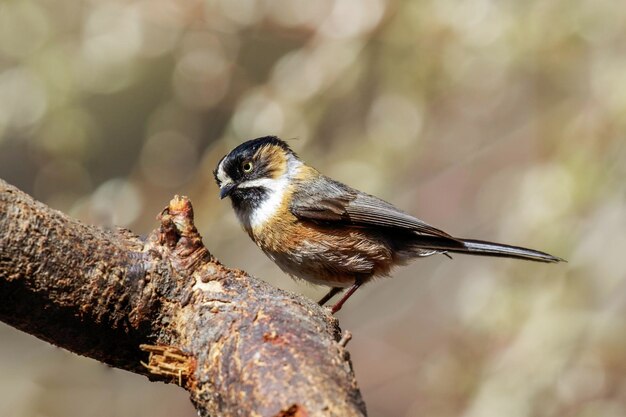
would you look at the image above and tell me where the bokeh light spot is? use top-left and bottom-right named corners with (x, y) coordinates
top-left (0, 67), bottom-right (48, 131)
top-left (140, 131), bottom-right (198, 188)
top-left (90, 178), bottom-right (143, 227)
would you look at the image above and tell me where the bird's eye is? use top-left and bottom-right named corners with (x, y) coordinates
top-left (242, 161), bottom-right (253, 173)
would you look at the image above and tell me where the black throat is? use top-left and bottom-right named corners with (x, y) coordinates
top-left (230, 186), bottom-right (269, 215)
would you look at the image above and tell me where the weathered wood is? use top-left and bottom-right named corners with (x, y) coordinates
top-left (0, 179), bottom-right (367, 417)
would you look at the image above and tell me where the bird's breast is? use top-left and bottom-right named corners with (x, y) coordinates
top-left (250, 213), bottom-right (396, 287)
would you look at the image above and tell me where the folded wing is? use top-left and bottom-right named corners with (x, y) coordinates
top-left (290, 176), bottom-right (456, 240)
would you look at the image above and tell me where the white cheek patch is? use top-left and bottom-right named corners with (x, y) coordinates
top-left (237, 177), bottom-right (276, 189)
top-left (251, 178), bottom-right (288, 229)
top-left (236, 157), bottom-right (302, 230)
top-left (240, 177), bottom-right (289, 230)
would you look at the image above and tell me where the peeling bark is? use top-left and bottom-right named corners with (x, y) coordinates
top-left (0, 179), bottom-right (367, 417)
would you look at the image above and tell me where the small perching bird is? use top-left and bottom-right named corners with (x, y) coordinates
top-left (214, 137), bottom-right (563, 313)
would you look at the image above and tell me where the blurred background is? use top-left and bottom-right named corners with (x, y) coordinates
top-left (1, 0), bottom-right (625, 416)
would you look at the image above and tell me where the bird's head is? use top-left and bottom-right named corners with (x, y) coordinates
top-left (213, 136), bottom-right (302, 216)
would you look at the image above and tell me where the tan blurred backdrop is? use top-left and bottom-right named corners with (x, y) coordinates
top-left (1, 0), bottom-right (625, 416)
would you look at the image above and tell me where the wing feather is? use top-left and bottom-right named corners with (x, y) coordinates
top-left (290, 176), bottom-right (455, 240)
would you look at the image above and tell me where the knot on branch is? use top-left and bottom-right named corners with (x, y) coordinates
top-left (153, 195), bottom-right (212, 272)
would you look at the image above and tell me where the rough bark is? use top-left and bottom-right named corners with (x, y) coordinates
top-left (0, 179), bottom-right (367, 417)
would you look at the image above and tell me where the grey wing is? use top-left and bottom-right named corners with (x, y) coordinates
top-left (290, 176), bottom-right (456, 239)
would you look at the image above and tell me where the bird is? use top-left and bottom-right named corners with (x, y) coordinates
top-left (213, 136), bottom-right (563, 313)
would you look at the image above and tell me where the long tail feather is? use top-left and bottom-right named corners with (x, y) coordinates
top-left (451, 238), bottom-right (564, 263)
top-left (411, 236), bottom-right (564, 263)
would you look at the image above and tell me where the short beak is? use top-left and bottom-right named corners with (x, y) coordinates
top-left (219, 183), bottom-right (236, 199)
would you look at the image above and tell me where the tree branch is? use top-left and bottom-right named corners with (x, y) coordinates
top-left (0, 179), bottom-right (367, 417)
